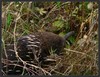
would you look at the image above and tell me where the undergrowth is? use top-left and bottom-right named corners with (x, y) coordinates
top-left (2, 1), bottom-right (98, 76)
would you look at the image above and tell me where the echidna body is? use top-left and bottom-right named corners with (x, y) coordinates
top-left (17, 31), bottom-right (74, 62)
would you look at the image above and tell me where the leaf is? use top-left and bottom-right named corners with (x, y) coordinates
top-left (36, 7), bottom-right (47, 15)
top-left (65, 22), bottom-right (70, 30)
top-left (69, 36), bottom-right (75, 43)
top-left (53, 20), bottom-right (64, 30)
top-left (56, 2), bottom-right (61, 8)
top-left (7, 12), bottom-right (12, 28)
top-left (59, 32), bottom-right (65, 37)
top-left (87, 2), bottom-right (93, 10)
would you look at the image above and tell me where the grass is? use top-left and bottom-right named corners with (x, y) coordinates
top-left (2, 1), bottom-right (99, 76)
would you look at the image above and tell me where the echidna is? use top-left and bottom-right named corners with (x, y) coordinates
top-left (2, 31), bottom-right (74, 75)
top-left (17, 31), bottom-right (75, 62)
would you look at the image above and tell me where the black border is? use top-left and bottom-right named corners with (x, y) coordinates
top-left (0, 0), bottom-right (2, 76)
top-left (98, 0), bottom-right (100, 76)
top-left (0, 0), bottom-right (100, 77)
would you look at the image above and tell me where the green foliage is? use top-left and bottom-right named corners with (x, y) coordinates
top-left (6, 12), bottom-right (12, 30)
top-left (53, 20), bottom-right (64, 30)
top-left (36, 7), bottom-right (47, 15)
top-left (65, 22), bottom-right (70, 31)
top-left (59, 32), bottom-right (65, 37)
top-left (69, 36), bottom-right (75, 44)
top-left (56, 2), bottom-right (62, 8)
top-left (83, 2), bottom-right (91, 13)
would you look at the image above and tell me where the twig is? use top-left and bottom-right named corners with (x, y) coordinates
top-left (64, 48), bottom-right (97, 61)
top-left (2, 39), bottom-right (8, 59)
